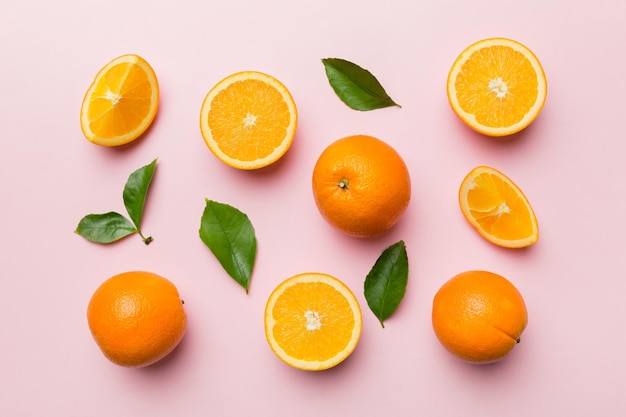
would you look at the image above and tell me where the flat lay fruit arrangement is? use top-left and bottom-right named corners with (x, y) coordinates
top-left (77, 37), bottom-right (545, 370)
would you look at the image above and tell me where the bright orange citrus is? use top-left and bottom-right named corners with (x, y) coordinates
top-left (80, 54), bottom-right (159, 146)
top-left (264, 272), bottom-right (362, 371)
top-left (432, 270), bottom-right (528, 364)
top-left (459, 165), bottom-right (539, 248)
top-left (87, 271), bottom-right (187, 367)
top-left (199, 71), bottom-right (298, 170)
top-left (312, 135), bottom-right (411, 237)
top-left (447, 37), bottom-right (547, 137)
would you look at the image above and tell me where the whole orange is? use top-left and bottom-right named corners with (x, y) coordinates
top-left (312, 135), bottom-right (411, 237)
top-left (87, 271), bottom-right (187, 367)
top-left (431, 270), bottom-right (528, 364)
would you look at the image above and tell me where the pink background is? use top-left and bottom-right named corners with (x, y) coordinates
top-left (2, 0), bottom-right (625, 415)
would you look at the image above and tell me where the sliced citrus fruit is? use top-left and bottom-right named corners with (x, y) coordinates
top-left (264, 272), bottom-right (362, 371)
top-left (459, 166), bottom-right (538, 248)
top-left (447, 38), bottom-right (547, 137)
top-left (199, 71), bottom-right (298, 170)
top-left (80, 54), bottom-right (159, 146)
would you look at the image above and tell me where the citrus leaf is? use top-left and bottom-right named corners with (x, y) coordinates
top-left (123, 158), bottom-right (157, 243)
top-left (322, 58), bottom-right (401, 111)
top-left (364, 240), bottom-right (409, 328)
top-left (75, 212), bottom-right (137, 244)
top-left (199, 199), bottom-right (257, 293)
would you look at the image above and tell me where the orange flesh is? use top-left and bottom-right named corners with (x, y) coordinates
top-left (86, 62), bottom-right (155, 139)
top-left (269, 281), bottom-right (355, 362)
top-left (466, 172), bottom-right (534, 240)
top-left (207, 79), bottom-right (291, 161)
top-left (455, 45), bottom-right (539, 128)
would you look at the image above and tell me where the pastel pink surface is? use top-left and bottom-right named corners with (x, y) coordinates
top-left (1, 0), bottom-right (625, 416)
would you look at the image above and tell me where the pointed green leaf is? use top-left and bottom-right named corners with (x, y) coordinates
top-left (364, 240), bottom-right (409, 328)
top-left (75, 212), bottom-right (137, 244)
top-left (322, 58), bottom-right (401, 111)
top-left (199, 199), bottom-right (257, 293)
top-left (123, 158), bottom-right (157, 242)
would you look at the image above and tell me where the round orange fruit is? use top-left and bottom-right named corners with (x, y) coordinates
top-left (264, 272), bottom-right (362, 371)
top-left (312, 135), bottom-right (411, 237)
top-left (447, 38), bottom-right (547, 137)
top-left (199, 71), bottom-right (298, 170)
top-left (87, 271), bottom-right (187, 368)
top-left (432, 270), bottom-right (528, 364)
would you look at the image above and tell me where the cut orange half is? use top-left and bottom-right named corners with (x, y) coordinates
top-left (199, 71), bottom-right (298, 170)
top-left (80, 54), bottom-right (159, 146)
top-left (264, 272), bottom-right (362, 371)
top-left (447, 38), bottom-right (547, 137)
top-left (459, 166), bottom-right (538, 248)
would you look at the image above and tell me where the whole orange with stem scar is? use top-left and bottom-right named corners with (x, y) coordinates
top-left (312, 134), bottom-right (411, 238)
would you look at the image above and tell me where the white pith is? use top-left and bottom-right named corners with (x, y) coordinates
top-left (243, 113), bottom-right (257, 128)
top-left (304, 310), bottom-right (322, 331)
top-left (488, 77), bottom-right (509, 99)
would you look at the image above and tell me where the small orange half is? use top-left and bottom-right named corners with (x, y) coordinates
top-left (459, 166), bottom-right (538, 248)
top-left (199, 71), bottom-right (298, 170)
top-left (80, 54), bottom-right (159, 146)
top-left (264, 272), bottom-right (362, 371)
top-left (447, 38), bottom-right (547, 137)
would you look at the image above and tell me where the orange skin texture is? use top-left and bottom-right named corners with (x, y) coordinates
top-left (312, 135), bottom-right (411, 238)
top-left (432, 270), bottom-right (528, 364)
top-left (87, 271), bottom-right (187, 368)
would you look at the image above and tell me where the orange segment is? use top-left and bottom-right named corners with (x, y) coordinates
top-left (459, 166), bottom-right (538, 248)
top-left (447, 38), bottom-right (547, 136)
top-left (200, 71), bottom-right (298, 170)
top-left (264, 272), bottom-right (362, 371)
top-left (80, 54), bottom-right (159, 146)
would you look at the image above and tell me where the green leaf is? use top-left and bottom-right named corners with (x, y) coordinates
top-left (199, 199), bottom-right (257, 293)
top-left (75, 212), bottom-right (137, 244)
top-left (322, 58), bottom-right (401, 111)
top-left (123, 158), bottom-right (157, 243)
top-left (364, 240), bottom-right (409, 328)
top-left (76, 159), bottom-right (157, 245)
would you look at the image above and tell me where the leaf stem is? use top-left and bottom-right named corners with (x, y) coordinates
top-left (138, 231), bottom-right (153, 245)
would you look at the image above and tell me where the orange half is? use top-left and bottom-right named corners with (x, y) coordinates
top-left (459, 166), bottom-right (538, 248)
top-left (264, 272), bottom-right (362, 371)
top-left (200, 71), bottom-right (298, 170)
top-left (447, 38), bottom-right (547, 137)
top-left (80, 54), bottom-right (159, 146)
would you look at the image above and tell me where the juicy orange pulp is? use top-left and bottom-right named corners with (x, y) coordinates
top-left (80, 54), bottom-right (159, 146)
top-left (447, 38), bottom-right (547, 137)
top-left (459, 166), bottom-right (538, 248)
top-left (264, 272), bottom-right (362, 371)
top-left (200, 71), bottom-right (298, 170)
